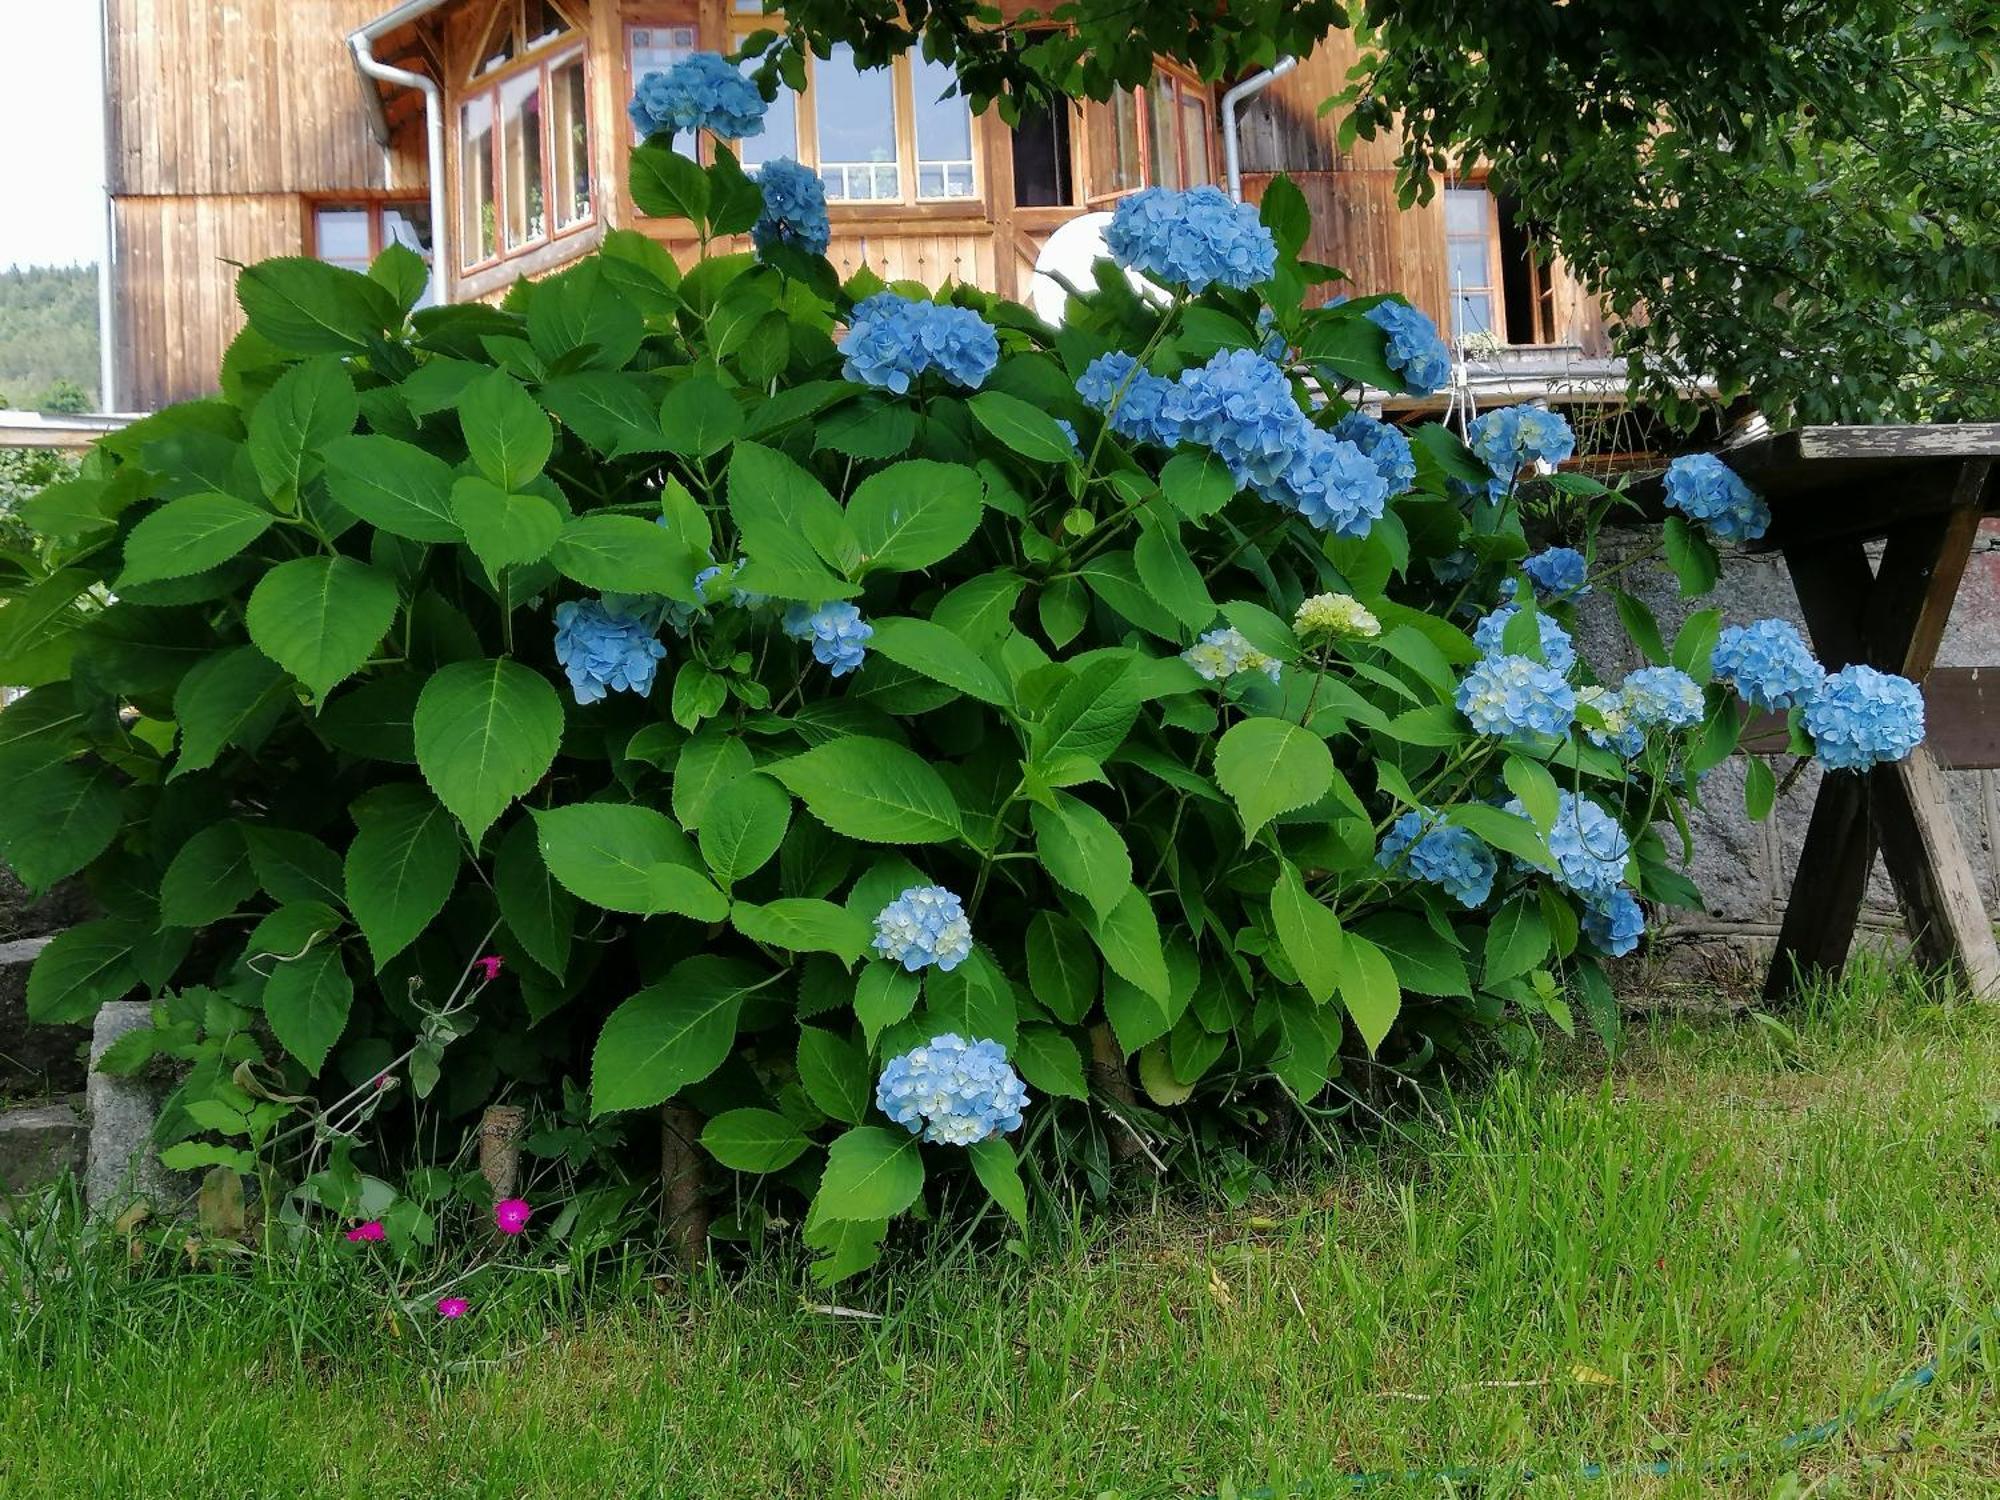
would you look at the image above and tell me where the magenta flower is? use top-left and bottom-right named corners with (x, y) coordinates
top-left (345, 1220), bottom-right (385, 1243)
top-left (494, 1197), bottom-right (532, 1235)
top-left (436, 1296), bottom-right (469, 1319)
top-left (473, 955), bottom-right (504, 982)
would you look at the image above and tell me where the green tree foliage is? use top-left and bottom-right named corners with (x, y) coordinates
top-left (766, 1), bottom-right (1992, 421)
top-left (0, 264), bottom-right (99, 410)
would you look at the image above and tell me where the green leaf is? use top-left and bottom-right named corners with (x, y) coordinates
top-left (245, 555), bottom-right (400, 699)
top-left (1484, 896), bottom-right (1551, 986)
top-left (1133, 518), bottom-right (1216, 631)
top-left (1213, 717), bottom-right (1335, 842)
top-left (1259, 173), bottom-right (1312, 257)
top-left (1025, 910), bottom-right (1099, 1024)
top-left (1102, 969), bottom-right (1173, 1056)
top-left (1030, 792), bottom-right (1131, 920)
top-left (243, 826), bottom-right (346, 908)
top-left (797, 1026), bottom-right (871, 1125)
top-left (1663, 515), bottom-right (1721, 597)
top-left (494, 818), bottom-right (574, 976)
top-left (525, 259), bottom-right (644, 370)
top-left (344, 784), bottom-right (461, 970)
top-left (726, 441), bottom-right (859, 595)
top-left (697, 773), bottom-right (792, 885)
top-left (1159, 449), bottom-right (1238, 520)
top-left (590, 956), bottom-right (765, 1115)
top-left (25, 920), bottom-right (140, 1024)
top-left (701, 1108), bottom-right (811, 1173)
top-left (1038, 577), bottom-right (1088, 649)
top-left (1444, 802), bottom-right (1550, 868)
top-left (1013, 1024), bottom-right (1087, 1099)
top-left (1502, 755), bottom-right (1561, 832)
top-left (848, 459), bottom-right (984, 574)
top-left (1271, 860), bottom-right (1342, 1004)
top-left (1357, 912), bottom-right (1471, 998)
top-left (1744, 756), bottom-right (1777, 821)
top-left (659, 374), bottom-right (745, 459)
top-left (549, 513), bottom-right (699, 599)
top-left (1087, 885), bottom-right (1170, 1003)
top-left (322, 434), bottom-right (463, 542)
top-left (815, 1126), bottom-right (924, 1221)
top-left (732, 898), bottom-right (871, 965)
top-left (262, 945), bottom-right (354, 1074)
top-left (967, 1136), bottom-right (1028, 1227)
top-left (1615, 588), bottom-right (1669, 667)
top-left (1271, 992), bottom-right (1338, 1097)
top-left (117, 494), bottom-right (272, 588)
top-left (533, 802), bottom-right (727, 920)
top-left (866, 617), bottom-right (1010, 705)
top-left (854, 961), bottom-right (922, 1049)
top-left (159, 821), bottom-right (256, 927)
top-left (924, 948), bottom-right (1019, 1050)
top-left (449, 477), bottom-right (562, 573)
top-left (769, 738), bottom-right (962, 844)
top-left (247, 356), bottom-right (359, 501)
top-left (629, 140), bottom-right (711, 224)
top-left (457, 369), bottom-right (553, 490)
top-left (1030, 653), bottom-right (1140, 767)
top-left (413, 658), bottom-right (563, 848)
top-left (1671, 607), bottom-right (1723, 677)
top-left (171, 646), bottom-right (290, 778)
top-left (0, 763), bottom-right (122, 892)
top-left (247, 901), bottom-right (342, 958)
top-left (1576, 960), bottom-right (1621, 1055)
top-left (671, 727), bottom-right (754, 830)
top-left (236, 257), bottom-right (396, 354)
top-left (968, 390), bottom-right (1076, 463)
top-left (540, 370), bottom-right (667, 457)
top-left (1336, 930), bottom-right (1402, 1055)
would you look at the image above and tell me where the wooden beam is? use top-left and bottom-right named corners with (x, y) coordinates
top-left (1871, 746), bottom-right (2000, 998)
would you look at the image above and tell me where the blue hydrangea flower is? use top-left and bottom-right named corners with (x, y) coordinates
top-left (1056, 418), bottom-right (1081, 455)
top-left (1472, 606), bottom-right (1577, 674)
top-left (1502, 546), bottom-right (1590, 603)
top-left (750, 156), bottom-right (830, 256)
top-left (1582, 887), bottom-right (1645, 957)
top-left (1663, 453), bottom-right (1770, 545)
top-left (1620, 666), bottom-right (1706, 730)
top-left (1804, 664), bottom-right (1926, 771)
top-left (1103, 185), bottom-right (1277, 293)
top-left (1264, 429), bottom-right (1388, 537)
top-left (1331, 411), bottom-right (1417, 495)
top-left (841, 293), bottom-right (998, 394)
top-left (1183, 626), bottom-right (1280, 685)
top-left (1076, 352), bottom-right (1183, 448)
top-left (629, 53), bottom-right (767, 141)
top-left (1577, 684), bottom-right (1645, 757)
top-left (1365, 301), bottom-right (1452, 395)
top-left (1376, 808), bottom-right (1498, 908)
top-left (553, 599), bottom-right (667, 704)
top-left (1255, 307), bottom-right (1289, 361)
top-left (1165, 349), bottom-right (1303, 489)
top-left (1712, 619), bottom-right (1823, 712)
top-left (1469, 403), bottom-right (1576, 481)
top-left (1457, 654), bottom-right (1577, 739)
top-left (782, 601), bottom-right (872, 677)
top-left (1507, 791), bottom-right (1631, 901)
top-left (875, 1034), bottom-right (1029, 1146)
top-left (872, 885), bottom-right (973, 973)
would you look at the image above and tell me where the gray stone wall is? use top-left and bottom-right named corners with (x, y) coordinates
top-left (1578, 520), bottom-right (2000, 995)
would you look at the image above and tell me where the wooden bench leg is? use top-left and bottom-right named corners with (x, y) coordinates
top-left (1764, 771), bottom-right (1875, 1003)
top-left (1871, 745), bottom-right (2000, 998)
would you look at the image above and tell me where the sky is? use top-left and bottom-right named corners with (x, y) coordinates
top-left (0, 7), bottom-right (107, 269)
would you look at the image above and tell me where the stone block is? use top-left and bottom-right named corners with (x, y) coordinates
top-left (0, 1096), bottom-right (85, 1193)
top-left (85, 1001), bottom-right (191, 1216)
top-left (1676, 758), bottom-right (1778, 924)
top-left (0, 935), bottom-right (89, 1097)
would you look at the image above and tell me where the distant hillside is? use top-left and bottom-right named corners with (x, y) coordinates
top-left (0, 264), bottom-right (99, 411)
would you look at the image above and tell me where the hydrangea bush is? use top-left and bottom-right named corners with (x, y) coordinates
top-left (0, 63), bottom-right (1929, 1280)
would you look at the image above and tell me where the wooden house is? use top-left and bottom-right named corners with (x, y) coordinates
top-left (103, 1), bottom-right (1616, 412)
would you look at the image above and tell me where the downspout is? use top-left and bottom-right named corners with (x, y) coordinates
top-left (1220, 56), bottom-right (1300, 203)
top-left (348, 1), bottom-right (451, 302)
top-left (96, 0), bottom-right (117, 411)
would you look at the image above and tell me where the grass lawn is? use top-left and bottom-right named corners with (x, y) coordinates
top-left (2, 962), bottom-right (1995, 1497)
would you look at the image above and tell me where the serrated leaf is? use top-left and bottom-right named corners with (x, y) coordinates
top-left (701, 1108), bottom-right (811, 1172)
top-left (344, 784), bottom-right (461, 969)
top-left (159, 821), bottom-right (256, 927)
top-left (533, 802), bottom-right (725, 920)
top-left (590, 956), bottom-right (765, 1114)
top-left (697, 773), bottom-right (791, 885)
top-left (1271, 859), bottom-right (1342, 1004)
top-left (798, 1026), bottom-right (871, 1125)
top-left (1335, 930), bottom-right (1401, 1055)
top-left (1502, 755), bottom-right (1561, 832)
top-left (769, 737), bottom-right (962, 844)
top-left (815, 1126), bottom-right (924, 1221)
top-left (171, 646), bottom-right (290, 778)
top-left (1012, 1024), bottom-right (1086, 1099)
top-left (847, 459), bottom-right (984, 574)
top-left (866, 616), bottom-right (1009, 705)
top-left (247, 356), bottom-right (358, 501)
top-left (117, 494), bottom-right (272, 588)
top-left (457, 369), bottom-right (553, 490)
top-left (413, 657), bottom-right (563, 847)
top-left (1025, 910), bottom-right (1098, 1024)
top-left (854, 961), bottom-right (922, 1049)
top-left (322, 433), bottom-right (462, 541)
top-left (549, 513), bottom-right (699, 600)
top-left (1214, 717), bottom-right (1335, 842)
top-left (24, 919), bottom-right (141, 1024)
top-left (732, 898), bottom-right (871, 964)
top-left (262, 945), bottom-right (353, 1074)
top-left (494, 817), bottom-right (574, 976)
top-left (245, 555), bottom-right (399, 699)
top-left (967, 1136), bottom-right (1028, 1226)
top-left (1030, 792), bottom-right (1131, 920)
top-left (1484, 896), bottom-right (1550, 987)
top-left (1087, 885), bottom-right (1170, 1003)
top-left (968, 390), bottom-right (1075, 463)
top-left (449, 477), bottom-right (562, 573)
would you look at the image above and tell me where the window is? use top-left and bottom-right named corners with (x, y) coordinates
top-left (1147, 75), bottom-right (1181, 190)
top-left (1010, 100), bottom-right (1074, 207)
top-left (1083, 73), bottom-right (1212, 201)
top-left (734, 52), bottom-right (798, 174)
top-left (1445, 184), bottom-right (1559, 345)
top-left (312, 202), bottom-right (436, 308)
top-left (1085, 88), bottom-right (1143, 199)
top-left (1178, 90), bottom-right (1212, 187)
top-left (628, 24), bottom-right (696, 154)
top-left (814, 44), bottom-right (899, 200)
top-left (457, 0), bottom-right (592, 272)
top-left (1444, 187), bottom-right (1498, 340)
top-left (911, 54), bottom-right (975, 199)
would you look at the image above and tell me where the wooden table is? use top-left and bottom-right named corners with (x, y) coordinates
top-left (1721, 425), bottom-right (2000, 1001)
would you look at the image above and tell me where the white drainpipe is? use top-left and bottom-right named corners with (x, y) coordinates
top-left (348, 0), bottom-right (451, 302)
top-left (1221, 56), bottom-right (1300, 203)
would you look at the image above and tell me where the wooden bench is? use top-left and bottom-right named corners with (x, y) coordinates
top-left (1721, 425), bottom-right (2000, 1001)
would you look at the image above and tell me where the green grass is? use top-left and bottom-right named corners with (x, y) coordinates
top-left (2, 962), bottom-right (1995, 1497)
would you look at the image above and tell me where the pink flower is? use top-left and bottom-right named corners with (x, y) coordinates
top-left (494, 1197), bottom-right (532, 1235)
top-left (372, 1072), bottom-right (391, 1092)
top-left (345, 1220), bottom-right (385, 1243)
top-left (473, 955), bottom-right (504, 982)
top-left (436, 1296), bottom-right (469, 1319)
